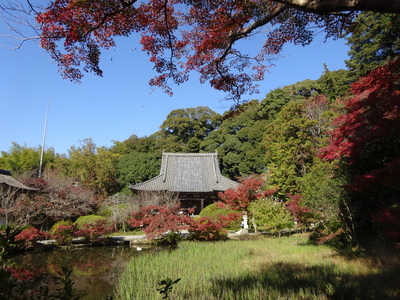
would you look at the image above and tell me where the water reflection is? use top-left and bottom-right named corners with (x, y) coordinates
top-left (3, 245), bottom-right (150, 300)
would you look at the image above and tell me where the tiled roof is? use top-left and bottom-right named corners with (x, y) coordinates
top-left (130, 152), bottom-right (238, 192)
top-left (0, 169), bottom-right (39, 191)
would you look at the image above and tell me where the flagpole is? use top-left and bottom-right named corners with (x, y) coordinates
top-left (39, 101), bottom-right (50, 178)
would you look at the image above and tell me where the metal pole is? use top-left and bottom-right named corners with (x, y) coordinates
top-left (39, 101), bottom-right (50, 178)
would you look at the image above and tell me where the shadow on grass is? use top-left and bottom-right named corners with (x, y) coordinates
top-left (211, 261), bottom-right (400, 299)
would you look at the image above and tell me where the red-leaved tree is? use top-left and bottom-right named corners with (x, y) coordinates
top-left (218, 177), bottom-right (276, 211)
top-left (23, 176), bottom-right (97, 226)
top-left (320, 59), bottom-right (400, 245)
top-left (127, 202), bottom-right (192, 238)
top-left (285, 194), bottom-right (313, 229)
top-left (189, 216), bottom-right (231, 241)
top-left (32, 1), bottom-right (400, 100)
top-left (32, 0), bottom-right (396, 100)
top-left (15, 227), bottom-right (49, 250)
top-left (218, 177), bottom-right (277, 230)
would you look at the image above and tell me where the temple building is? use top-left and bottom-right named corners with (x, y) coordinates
top-left (130, 152), bottom-right (238, 214)
top-left (0, 169), bottom-right (38, 191)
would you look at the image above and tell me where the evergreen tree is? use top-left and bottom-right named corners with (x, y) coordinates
top-left (346, 12), bottom-right (400, 80)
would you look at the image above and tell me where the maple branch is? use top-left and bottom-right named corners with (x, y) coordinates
top-left (162, 0), bottom-right (176, 78)
top-left (274, 0), bottom-right (400, 14)
top-left (214, 4), bottom-right (288, 100)
top-left (235, 4), bottom-right (288, 43)
top-left (82, 0), bottom-right (138, 40)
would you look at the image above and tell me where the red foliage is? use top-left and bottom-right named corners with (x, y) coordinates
top-left (23, 177), bottom-right (48, 189)
top-left (20, 177), bottom-right (97, 225)
top-left (218, 177), bottom-right (276, 211)
top-left (315, 228), bottom-right (345, 245)
top-left (15, 227), bottom-right (49, 249)
top-left (321, 59), bottom-right (400, 174)
top-left (15, 227), bottom-right (49, 242)
top-left (188, 216), bottom-right (229, 241)
top-left (320, 59), bottom-right (400, 244)
top-left (127, 203), bottom-right (192, 238)
top-left (75, 219), bottom-right (115, 243)
top-left (51, 224), bottom-right (77, 246)
top-left (6, 267), bottom-right (37, 280)
top-left (36, 0), bottom-right (351, 100)
top-left (285, 194), bottom-right (313, 228)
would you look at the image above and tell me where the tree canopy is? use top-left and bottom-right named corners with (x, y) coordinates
top-left (0, 0), bottom-right (395, 100)
top-left (346, 12), bottom-right (400, 80)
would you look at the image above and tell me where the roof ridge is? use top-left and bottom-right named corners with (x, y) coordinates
top-left (162, 152), bottom-right (215, 156)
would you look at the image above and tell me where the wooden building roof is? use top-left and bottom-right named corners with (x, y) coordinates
top-left (0, 169), bottom-right (39, 191)
top-left (130, 152), bottom-right (238, 193)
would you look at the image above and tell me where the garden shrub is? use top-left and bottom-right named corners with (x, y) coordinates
top-left (15, 227), bottom-right (49, 250)
top-left (199, 202), bottom-right (241, 230)
top-left (189, 217), bottom-right (228, 241)
top-left (74, 215), bottom-right (109, 229)
top-left (155, 231), bottom-right (183, 246)
top-left (128, 203), bottom-right (192, 238)
top-left (74, 219), bottom-right (114, 244)
top-left (97, 207), bottom-right (113, 218)
top-left (74, 215), bottom-right (114, 243)
top-left (51, 220), bottom-right (73, 234)
top-left (51, 222), bottom-right (77, 246)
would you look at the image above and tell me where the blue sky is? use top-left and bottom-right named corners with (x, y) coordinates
top-left (1, 30), bottom-right (350, 155)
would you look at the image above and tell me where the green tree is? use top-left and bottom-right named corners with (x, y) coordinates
top-left (346, 12), bottom-right (400, 80)
top-left (300, 159), bottom-right (353, 244)
top-left (111, 134), bottom-right (158, 156)
top-left (258, 79), bottom-right (322, 120)
top-left (317, 65), bottom-right (351, 101)
top-left (201, 100), bottom-right (267, 178)
top-left (264, 96), bottom-right (334, 196)
top-left (117, 152), bottom-right (160, 191)
top-left (158, 107), bottom-right (222, 152)
top-left (54, 138), bottom-right (119, 195)
top-left (249, 197), bottom-right (293, 235)
top-left (0, 143), bottom-right (55, 176)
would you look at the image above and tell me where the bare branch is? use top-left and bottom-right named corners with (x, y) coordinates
top-left (0, 0), bottom-right (43, 49)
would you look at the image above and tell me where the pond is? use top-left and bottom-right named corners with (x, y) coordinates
top-left (2, 244), bottom-right (152, 299)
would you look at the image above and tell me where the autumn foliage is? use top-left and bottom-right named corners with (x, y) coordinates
top-left (36, 0), bottom-right (355, 100)
top-left (128, 202), bottom-right (192, 238)
top-left (188, 217), bottom-right (229, 241)
top-left (321, 59), bottom-right (400, 245)
top-left (74, 219), bottom-right (115, 243)
top-left (128, 202), bottom-right (240, 241)
top-left (15, 227), bottom-right (49, 250)
top-left (285, 194), bottom-right (313, 229)
top-left (218, 177), bottom-right (276, 211)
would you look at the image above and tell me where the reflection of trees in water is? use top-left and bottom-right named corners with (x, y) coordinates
top-left (2, 246), bottom-right (140, 300)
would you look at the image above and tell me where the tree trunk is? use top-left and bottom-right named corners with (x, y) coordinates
top-left (275, 0), bottom-right (400, 14)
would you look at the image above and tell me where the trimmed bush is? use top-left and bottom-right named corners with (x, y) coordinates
top-left (74, 215), bottom-right (114, 243)
top-left (74, 215), bottom-right (109, 229)
top-left (189, 217), bottom-right (228, 241)
top-left (199, 202), bottom-right (241, 230)
top-left (15, 227), bottom-right (49, 250)
top-left (51, 221), bottom-right (77, 246)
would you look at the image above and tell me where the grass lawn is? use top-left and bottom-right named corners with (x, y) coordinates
top-left (115, 234), bottom-right (399, 300)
